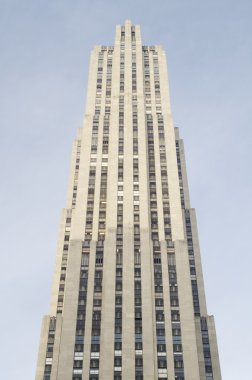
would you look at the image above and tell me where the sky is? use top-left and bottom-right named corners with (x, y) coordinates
top-left (0, 0), bottom-right (252, 378)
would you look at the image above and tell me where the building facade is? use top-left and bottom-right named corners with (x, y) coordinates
top-left (36, 21), bottom-right (222, 380)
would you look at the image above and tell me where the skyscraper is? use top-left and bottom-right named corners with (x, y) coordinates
top-left (36, 20), bottom-right (221, 380)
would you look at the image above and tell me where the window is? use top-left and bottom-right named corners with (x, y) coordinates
top-left (156, 327), bottom-right (165, 336)
top-left (173, 344), bottom-right (182, 352)
top-left (158, 359), bottom-right (167, 368)
top-left (174, 359), bottom-right (184, 368)
top-left (81, 253), bottom-right (89, 266)
top-left (172, 328), bottom-right (181, 336)
top-left (114, 357), bottom-right (122, 366)
top-left (135, 358), bottom-right (143, 367)
top-left (155, 298), bottom-right (163, 307)
top-left (135, 296), bottom-right (141, 305)
top-left (134, 250), bottom-right (141, 265)
top-left (90, 359), bottom-right (99, 368)
top-left (156, 311), bottom-right (164, 321)
top-left (114, 375), bottom-right (121, 380)
top-left (93, 298), bottom-right (102, 307)
top-left (171, 311), bottom-right (180, 321)
top-left (116, 296), bottom-right (122, 305)
top-left (157, 344), bottom-right (166, 352)
top-left (115, 326), bottom-right (122, 334)
top-left (135, 268), bottom-right (141, 277)
top-left (206, 365), bottom-right (213, 373)
top-left (116, 250), bottom-right (123, 265)
top-left (116, 281), bottom-right (122, 291)
top-left (115, 342), bottom-right (122, 350)
top-left (92, 311), bottom-right (101, 321)
top-left (73, 360), bottom-right (83, 369)
top-left (135, 326), bottom-right (142, 334)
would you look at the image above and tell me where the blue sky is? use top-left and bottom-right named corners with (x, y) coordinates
top-left (0, 0), bottom-right (252, 378)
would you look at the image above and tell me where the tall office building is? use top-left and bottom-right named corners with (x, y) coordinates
top-left (36, 21), bottom-right (221, 380)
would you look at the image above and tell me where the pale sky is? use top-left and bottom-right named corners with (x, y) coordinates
top-left (1, 0), bottom-right (252, 378)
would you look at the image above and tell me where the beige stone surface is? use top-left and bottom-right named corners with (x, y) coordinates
top-left (36, 21), bottom-right (222, 380)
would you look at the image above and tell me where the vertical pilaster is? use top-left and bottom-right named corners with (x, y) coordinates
top-left (149, 53), bottom-right (165, 241)
top-left (83, 241), bottom-right (97, 380)
top-left (71, 47), bottom-right (100, 240)
top-left (50, 315), bottom-right (63, 380)
top-left (99, 26), bottom-right (120, 379)
top-left (135, 25), bottom-right (157, 380)
top-left (49, 209), bottom-right (68, 315)
top-left (158, 47), bottom-right (184, 242)
top-left (66, 128), bottom-right (82, 209)
top-left (174, 130), bottom-right (191, 210)
top-left (175, 240), bottom-right (201, 380)
top-left (160, 241), bottom-right (175, 380)
top-left (189, 209), bottom-right (208, 315)
top-left (57, 240), bottom-right (83, 379)
top-left (91, 51), bottom-right (107, 242)
top-left (121, 19), bottom-right (135, 380)
top-left (35, 316), bottom-right (51, 380)
top-left (195, 318), bottom-right (206, 380)
top-left (208, 316), bottom-right (222, 380)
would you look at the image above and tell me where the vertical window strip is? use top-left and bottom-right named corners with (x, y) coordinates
top-left (152, 52), bottom-right (162, 113)
top-left (73, 141), bottom-right (95, 379)
top-left (43, 317), bottom-right (56, 380)
top-left (72, 141), bottom-right (81, 208)
top-left (132, 47), bottom-right (142, 377)
top-left (175, 140), bottom-right (185, 209)
top-left (114, 39), bottom-right (124, 380)
top-left (152, 52), bottom-right (184, 379)
top-left (72, 263), bottom-right (89, 380)
top-left (71, 51), bottom-right (104, 380)
top-left (89, 267), bottom-right (102, 378)
top-left (156, 115), bottom-right (171, 244)
top-left (177, 141), bottom-right (201, 317)
top-left (143, 48), bottom-right (167, 380)
top-left (57, 138), bottom-right (81, 329)
top-left (56, 212), bottom-right (72, 314)
top-left (201, 317), bottom-right (214, 379)
top-left (89, 50), bottom-right (113, 379)
top-left (184, 208), bottom-right (201, 317)
top-left (167, 252), bottom-right (184, 379)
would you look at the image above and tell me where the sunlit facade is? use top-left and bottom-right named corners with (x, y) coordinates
top-left (36, 20), bottom-right (222, 380)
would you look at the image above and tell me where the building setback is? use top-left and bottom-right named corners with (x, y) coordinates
top-left (36, 20), bottom-right (222, 380)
